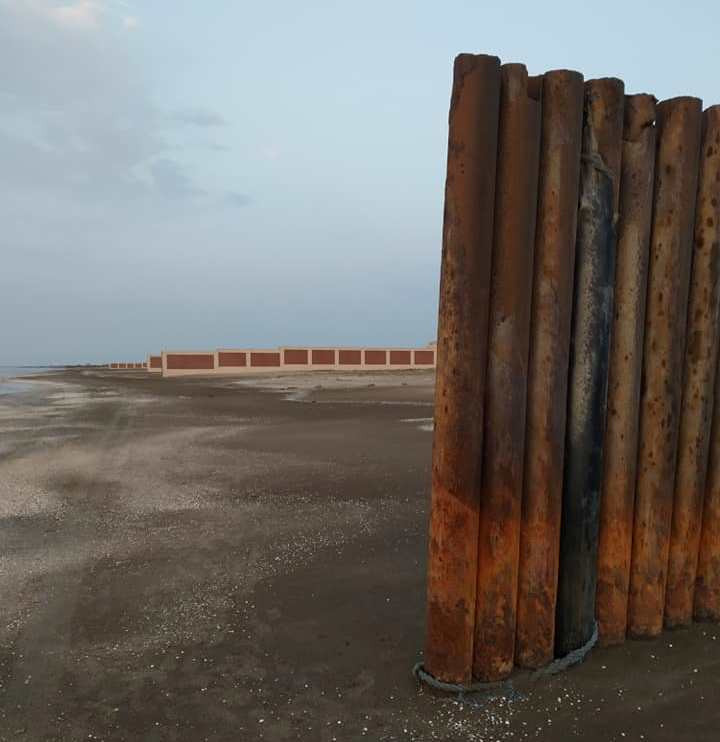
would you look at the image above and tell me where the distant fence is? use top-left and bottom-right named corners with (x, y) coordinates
top-left (424, 53), bottom-right (720, 688)
top-left (106, 347), bottom-right (436, 375)
top-left (109, 362), bottom-right (146, 370)
top-left (160, 345), bottom-right (436, 377)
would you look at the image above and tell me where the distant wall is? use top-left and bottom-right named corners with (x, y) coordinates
top-left (109, 361), bottom-right (145, 370)
top-left (162, 351), bottom-right (216, 377)
top-left (161, 345), bottom-right (436, 377)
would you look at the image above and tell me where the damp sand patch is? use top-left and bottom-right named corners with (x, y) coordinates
top-left (401, 417), bottom-right (434, 431)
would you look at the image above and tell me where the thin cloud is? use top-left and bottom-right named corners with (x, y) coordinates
top-left (150, 158), bottom-right (205, 199)
top-left (171, 107), bottom-right (227, 128)
top-left (0, 2), bottom-right (214, 205)
top-left (10, 1), bottom-right (139, 33)
top-left (226, 191), bottom-right (251, 207)
top-left (49, 1), bottom-right (102, 29)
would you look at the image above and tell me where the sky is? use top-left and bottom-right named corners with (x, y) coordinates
top-left (1, 0), bottom-right (719, 365)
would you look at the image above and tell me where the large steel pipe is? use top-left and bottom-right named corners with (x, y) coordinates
top-left (473, 63), bottom-right (542, 681)
top-left (665, 106), bottom-right (720, 628)
top-left (595, 94), bottom-right (656, 645)
top-left (425, 54), bottom-right (501, 685)
top-left (690, 107), bottom-right (720, 623)
top-left (556, 78), bottom-right (624, 657)
top-left (628, 97), bottom-right (703, 638)
top-left (696, 367), bottom-right (720, 622)
top-left (516, 69), bottom-right (584, 669)
top-left (696, 383), bottom-right (720, 622)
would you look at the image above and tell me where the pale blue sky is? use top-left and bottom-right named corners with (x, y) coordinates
top-left (1, 0), bottom-right (718, 364)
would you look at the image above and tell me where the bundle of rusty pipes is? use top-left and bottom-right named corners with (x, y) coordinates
top-left (424, 53), bottom-right (720, 686)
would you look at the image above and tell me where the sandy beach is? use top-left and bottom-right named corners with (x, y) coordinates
top-left (0, 369), bottom-right (718, 741)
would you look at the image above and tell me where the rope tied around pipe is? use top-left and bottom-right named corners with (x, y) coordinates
top-left (413, 621), bottom-right (598, 696)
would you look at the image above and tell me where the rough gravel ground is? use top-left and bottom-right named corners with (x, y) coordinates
top-left (0, 369), bottom-right (718, 741)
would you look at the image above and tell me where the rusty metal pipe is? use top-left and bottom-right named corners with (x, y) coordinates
top-left (472, 63), bottom-right (542, 682)
top-left (665, 106), bottom-right (720, 628)
top-left (516, 69), bottom-right (584, 669)
top-left (595, 94), bottom-right (656, 645)
top-left (696, 372), bottom-right (720, 622)
top-left (556, 78), bottom-right (625, 657)
top-left (628, 96), bottom-right (703, 638)
top-left (425, 53), bottom-right (501, 685)
top-left (696, 353), bottom-right (720, 622)
top-left (686, 106), bottom-right (720, 623)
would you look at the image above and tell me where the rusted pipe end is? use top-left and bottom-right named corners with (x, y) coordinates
top-left (499, 65), bottom-right (543, 108)
top-left (501, 63), bottom-right (529, 99)
top-left (501, 62), bottom-right (528, 75)
top-left (704, 104), bottom-right (720, 125)
top-left (449, 54), bottom-right (501, 119)
top-left (527, 75), bottom-right (543, 102)
top-left (543, 70), bottom-right (584, 101)
top-left (585, 79), bottom-right (625, 116)
top-left (544, 68), bottom-right (583, 79)
top-left (659, 95), bottom-right (703, 106)
top-left (655, 97), bottom-right (704, 149)
top-left (500, 64), bottom-right (543, 101)
top-left (624, 94), bottom-right (657, 141)
top-left (585, 77), bottom-right (624, 93)
top-left (657, 96), bottom-right (703, 119)
top-left (453, 53), bottom-right (502, 77)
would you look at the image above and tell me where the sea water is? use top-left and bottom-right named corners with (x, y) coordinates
top-left (0, 367), bottom-right (46, 396)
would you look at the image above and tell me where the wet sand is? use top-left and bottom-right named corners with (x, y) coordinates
top-left (0, 369), bottom-right (718, 741)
